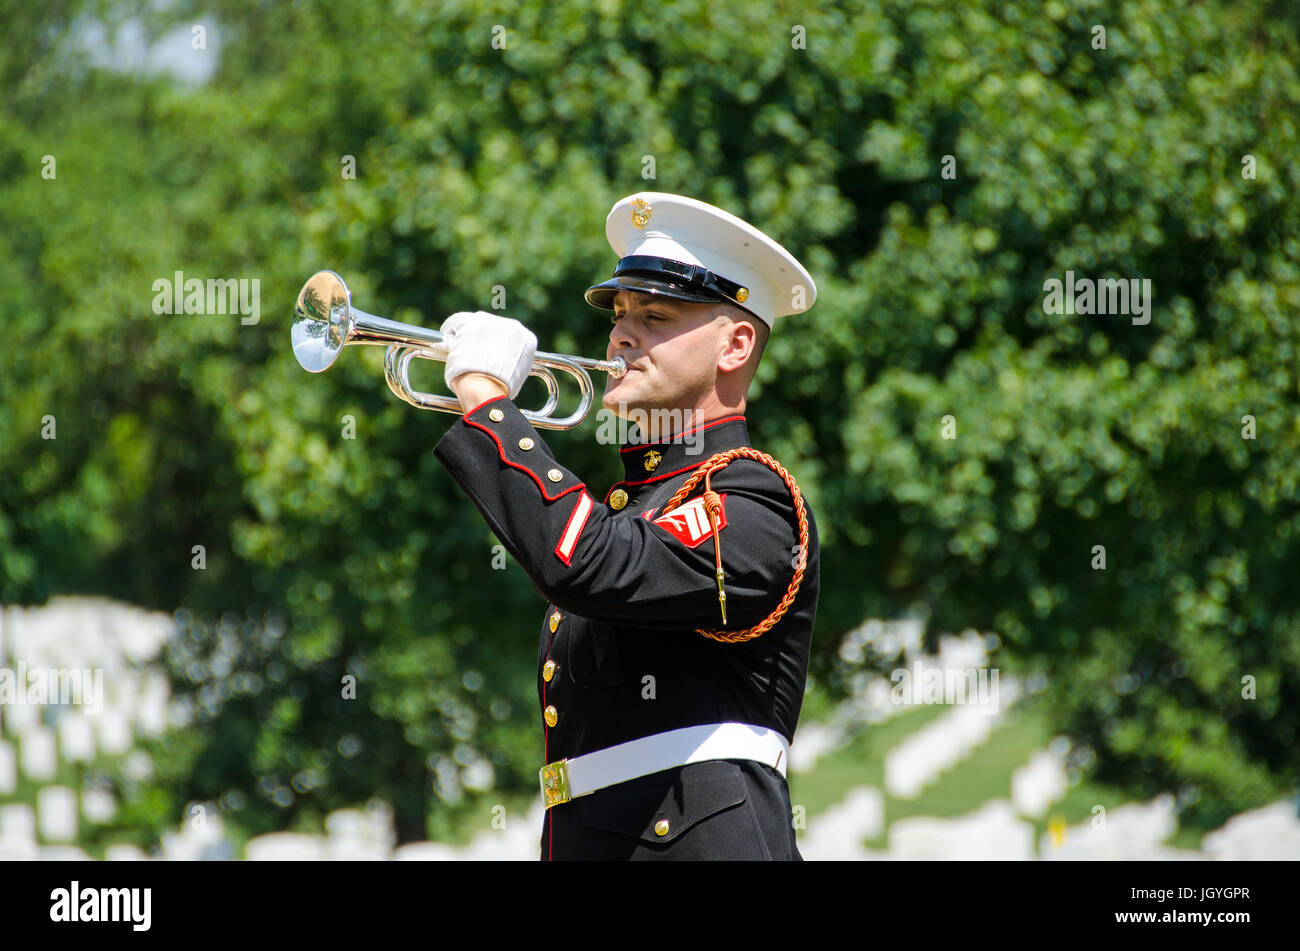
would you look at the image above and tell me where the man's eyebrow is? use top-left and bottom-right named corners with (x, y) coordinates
top-left (613, 302), bottom-right (674, 317)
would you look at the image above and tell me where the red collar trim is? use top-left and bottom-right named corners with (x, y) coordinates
top-left (603, 460), bottom-right (712, 502)
top-left (617, 414), bottom-right (746, 454)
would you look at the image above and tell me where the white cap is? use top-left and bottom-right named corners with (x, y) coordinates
top-left (584, 192), bottom-right (816, 327)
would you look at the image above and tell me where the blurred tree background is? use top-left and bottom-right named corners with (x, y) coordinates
top-left (1, 0), bottom-right (1297, 847)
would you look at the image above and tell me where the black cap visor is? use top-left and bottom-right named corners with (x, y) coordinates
top-left (584, 274), bottom-right (725, 310)
top-left (585, 254), bottom-right (753, 314)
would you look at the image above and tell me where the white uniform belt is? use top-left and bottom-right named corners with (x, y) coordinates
top-left (539, 722), bottom-right (789, 809)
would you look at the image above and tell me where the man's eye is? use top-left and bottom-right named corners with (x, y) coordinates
top-left (611, 312), bottom-right (666, 324)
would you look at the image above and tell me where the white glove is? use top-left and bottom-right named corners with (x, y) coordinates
top-left (440, 311), bottom-right (538, 400)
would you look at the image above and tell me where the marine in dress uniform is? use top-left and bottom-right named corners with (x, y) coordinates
top-left (432, 193), bottom-right (819, 860)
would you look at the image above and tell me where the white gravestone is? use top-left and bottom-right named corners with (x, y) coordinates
top-left (19, 724), bottom-right (57, 782)
top-left (59, 712), bottom-right (96, 764)
top-left (799, 787), bottom-right (887, 860)
top-left (105, 843), bottom-right (148, 861)
top-left (245, 833), bottom-right (326, 861)
top-left (82, 788), bottom-right (117, 824)
top-left (97, 709), bottom-right (133, 755)
top-left (4, 696), bottom-right (40, 735)
top-left (890, 800), bottom-right (1035, 860)
top-left (1011, 749), bottom-right (1068, 819)
top-left (0, 739), bottom-right (15, 795)
top-left (1202, 801), bottom-right (1300, 861)
top-left (38, 786), bottom-right (78, 842)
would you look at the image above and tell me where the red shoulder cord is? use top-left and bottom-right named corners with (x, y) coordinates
top-left (658, 448), bottom-right (810, 644)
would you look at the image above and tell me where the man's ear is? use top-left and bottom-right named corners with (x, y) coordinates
top-left (717, 319), bottom-right (757, 374)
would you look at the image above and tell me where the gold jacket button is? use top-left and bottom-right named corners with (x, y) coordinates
top-left (654, 819), bottom-right (670, 837)
top-left (488, 408), bottom-right (504, 422)
top-left (549, 610), bottom-right (562, 633)
top-left (518, 437), bottom-right (535, 451)
top-left (547, 468), bottom-right (563, 483)
top-left (609, 489), bottom-right (629, 510)
top-left (542, 660), bottom-right (557, 682)
top-left (544, 705), bottom-right (558, 727)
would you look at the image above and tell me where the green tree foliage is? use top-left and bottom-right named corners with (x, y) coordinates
top-left (1, 0), bottom-right (1295, 844)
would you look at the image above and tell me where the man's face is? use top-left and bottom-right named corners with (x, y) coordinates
top-left (602, 290), bottom-right (730, 417)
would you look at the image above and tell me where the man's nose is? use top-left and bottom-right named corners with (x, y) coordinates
top-left (609, 316), bottom-right (636, 352)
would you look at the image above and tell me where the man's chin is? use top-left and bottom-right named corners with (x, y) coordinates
top-left (602, 378), bottom-right (644, 417)
top-left (601, 398), bottom-right (643, 419)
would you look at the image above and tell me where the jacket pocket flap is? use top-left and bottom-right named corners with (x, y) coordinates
top-left (580, 761), bottom-right (747, 844)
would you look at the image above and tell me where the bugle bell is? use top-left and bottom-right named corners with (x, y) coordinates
top-left (291, 270), bottom-right (625, 430)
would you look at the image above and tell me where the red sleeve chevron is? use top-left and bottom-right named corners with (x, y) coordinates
top-left (650, 494), bottom-right (727, 548)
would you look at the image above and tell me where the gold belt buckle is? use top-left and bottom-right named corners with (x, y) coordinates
top-left (540, 760), bottom-right (571, 808)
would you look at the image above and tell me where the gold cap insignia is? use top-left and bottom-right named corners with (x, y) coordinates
top-left (631, 198), bottom-right (653, 230)
top-left (735, 287), bottom-right (749, 303)
top-left (643, 450), bottom-right (662, 472)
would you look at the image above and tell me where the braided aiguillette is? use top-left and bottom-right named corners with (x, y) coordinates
top-left (659, 448), bottom-right (809, 644)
